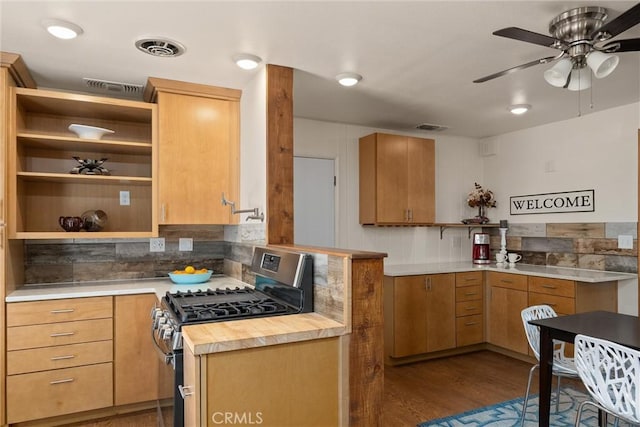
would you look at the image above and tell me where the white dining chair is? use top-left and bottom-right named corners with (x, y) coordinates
top-left (574, 334), bottom-right (640, 426)
top-left (520, 305), bottom-right (581, 426)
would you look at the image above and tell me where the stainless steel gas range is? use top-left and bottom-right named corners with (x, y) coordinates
top-left (151, 247), bottom-right (313, 427)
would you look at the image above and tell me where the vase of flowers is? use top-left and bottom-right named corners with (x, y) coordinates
top-left (463, 183), bottom-right (496, 224)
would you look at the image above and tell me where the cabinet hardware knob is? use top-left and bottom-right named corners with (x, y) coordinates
top-left (50, 332), bottom-right (75, 337)
top-left (50, 378), bottom-right (74, 385)
top-left (178, 385), bottom-right (194, 398)
top-left (50, 355), bottom-right (75, 361)
top-left (50, 309), bottom-right (74, 314)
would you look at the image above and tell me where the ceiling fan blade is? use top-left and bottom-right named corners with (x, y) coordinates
top-left (473, 56), bottom-right (557, 83)
top-left (602, 37), bottom-right (640, 52)
top-left (591, 2), bottom-right (640, 40)
top-left (493, 27), bottom-right (559, 48)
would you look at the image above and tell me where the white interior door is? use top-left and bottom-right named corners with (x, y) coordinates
top-left (294, 157), bottom-right (335, 247)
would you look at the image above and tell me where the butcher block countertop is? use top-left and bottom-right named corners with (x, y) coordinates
top-left (384, 262), bottom-right (637, 283)
top-left (182, 312), bottom-right (346, 356)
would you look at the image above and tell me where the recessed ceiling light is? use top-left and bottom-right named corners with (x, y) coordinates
top-left (509, 104), bottom-right (531, 115)
top-left (336, 72), bottom-right (362, 87)
top-left (234, 53), bottom-right (262, 70)
top-left (42, 19), bottom-right (83, 40)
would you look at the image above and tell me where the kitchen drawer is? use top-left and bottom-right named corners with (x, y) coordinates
top-left (455, 285), bottom-right (483, 302)
top-left (456, 314), bottom-right (483, 346)
top-left (528, 292), bottom-right (575, 315)
top-left (6, 362), bottom-right (113, 423)
top-left (7, 340), bottom-right (113, 375)
top-left (486, 272), bottom-right (527, 291)
top-left (528, 276), bottom-right (575, 298)
top-left (456, 300), bottom-right (483, 317)
top-left (7, 318), bottom-right (113, 351)
top-left (455, 271), bottom-right (483, 287)
top-left (7, 296), bottom-right (113, 327)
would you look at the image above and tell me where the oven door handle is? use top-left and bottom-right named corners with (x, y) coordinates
top-left (151, 325), bottom-right (174, 366)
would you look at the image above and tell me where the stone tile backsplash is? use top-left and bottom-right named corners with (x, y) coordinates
top-left (489, 222), bottom-right (637, 273)
top-left (24, 224), bottom-right (265, 285)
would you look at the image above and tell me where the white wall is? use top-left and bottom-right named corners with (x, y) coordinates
top-left (482, 102), bottom-right (639, 223)
top-left (294, 118), bottom-right (483, 265)
top-left (239, 68), bottom-right (267, 217)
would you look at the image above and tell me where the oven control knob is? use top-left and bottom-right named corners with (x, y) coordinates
top-left (172, 331), bottom-right (183, 350)
top-left (161, 325), bottom-right (173, 340)
top-left (155, 316), bottom-right (167, 329)
top-left (151, 307), bottom-right (162, 320)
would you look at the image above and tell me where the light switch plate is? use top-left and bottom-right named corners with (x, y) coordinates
top-left (119, 190), bottom-right (130, 206)
top-left (150, 237), bottom-right (165, 252)
top-left (618, 235), bottom-right (634, 249)
top-left (179, 238), bottom-right (193, 251)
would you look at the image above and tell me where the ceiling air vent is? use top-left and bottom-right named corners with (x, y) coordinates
top-left (416, 123), bottom-right (449, 132)
top-left (83, 78), bottom-right (144, 96)
top-left (135, 37), bottom-right (186, 57)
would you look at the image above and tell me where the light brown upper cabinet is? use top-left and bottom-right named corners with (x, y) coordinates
top-left (359, 133), bottom-right (435, 225)
top-left (145, 78), bottom-right (240, 225)
top-left (9, 87), bottom-right (157, 239)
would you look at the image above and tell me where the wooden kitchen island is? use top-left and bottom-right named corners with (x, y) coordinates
top-left (182, 313), bottom-right (345, 427)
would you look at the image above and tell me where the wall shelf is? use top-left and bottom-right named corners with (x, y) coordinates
top-left (431, 223), bottom-right (500, 239)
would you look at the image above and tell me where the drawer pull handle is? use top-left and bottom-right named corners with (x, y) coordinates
top-left (465, 307), bottom-right (476, 310)
top-left (50, 378), bottom-right (74, 385)
top-left (50, 332), bottom-right (75, 337)
top-left (464, 278), bottom-right (476, 282)
top-left (542, 302), bottom-right (557, 307)
top-left (50, 309), bottom-right (75, 314)
top-left (178, 385), bottom-right (194, 398)
top-left (465, 292), bottom-right (477, 296)
top-left (50, 355), bottom-right (75, 361)
top-left (500, 279), bottom-right (513, 284)
top-left (542, 285), bottom-right (557, 289)
top-left (465, 322), bottom-right (479, 326)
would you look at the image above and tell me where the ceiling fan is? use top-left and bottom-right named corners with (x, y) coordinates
top-left (474, 3), bottom-right (640, 90)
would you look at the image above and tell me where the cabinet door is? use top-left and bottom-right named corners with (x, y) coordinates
top-left (425, 274), bottom-right (456, 352)
top-left (375, 134), bottom-right (409, 223)
top-left (157, 92), bottom-right (239, 224)
top-left (183, 345), bottom-right (200, 427)
top-left (391, 276), bottom-right (428, 357)
top-left (488, 285), bottom-right (528, 354)
top-left (407, 137), bottom-right (435, 223)
top-left (114, 294), bottom-right (170, 405)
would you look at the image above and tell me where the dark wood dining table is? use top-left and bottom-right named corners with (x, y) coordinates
top-left (528, 310), bottom-right (640, 427)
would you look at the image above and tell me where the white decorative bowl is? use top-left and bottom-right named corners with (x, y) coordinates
top-left (68, 124), bottom-right (115, 140)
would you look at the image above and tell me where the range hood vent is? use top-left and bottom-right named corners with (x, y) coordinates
top-left (83, 78), bottom-right (144, 96)
top-left (416, 123), bottom-right (449, 132)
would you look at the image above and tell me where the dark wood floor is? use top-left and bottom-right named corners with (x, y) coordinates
top-left (69, 350), bottom-right (539, 427)
top-left (382, 350), bottom-right (536, 426)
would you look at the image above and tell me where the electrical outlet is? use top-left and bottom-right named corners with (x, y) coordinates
top-left (119, 190), bottom-right (130, 206)
top-left (179, 238), bottom-right (193, 251)
top-left (149, 237), bottom-right (165, 252)
top-left (618, 235), bottom-right (634, 249)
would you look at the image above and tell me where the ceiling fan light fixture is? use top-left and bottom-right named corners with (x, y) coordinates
top-left (336, 72), bottom-right (362, 87)
top-left (543, 58), bottom-right (573, 87)
top-left (586, 50), bottom-right (619, 78)
top-left (234, 53), bottom-right (262, 70)
top-left (509, 104), bottom-right (531, 115)
top-left (42, 19), bottom-right (83, 40)
top-left (567, 68), bottom-right (592, 91)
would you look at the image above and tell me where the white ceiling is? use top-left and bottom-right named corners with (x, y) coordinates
top-left (1, 1), bottom-right (639, 138)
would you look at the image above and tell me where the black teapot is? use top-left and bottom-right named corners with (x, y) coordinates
top-left (59, 216), bottom-right (84, 232)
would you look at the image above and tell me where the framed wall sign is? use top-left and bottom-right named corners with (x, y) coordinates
top-left (510, 189), bottom-right (595, 215)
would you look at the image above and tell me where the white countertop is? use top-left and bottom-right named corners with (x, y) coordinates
top-left (5, 275), bottom-right (250, 303)
top-left (384, 262), bottom-right (637, 283)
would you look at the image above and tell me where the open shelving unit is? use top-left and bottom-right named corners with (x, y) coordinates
top-left (9, 87), bottom-right (157, 239)
top-left (431, 223), bottom-right (500, 239)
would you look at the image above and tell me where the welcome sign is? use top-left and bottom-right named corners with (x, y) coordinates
top-left (510, 190), bottom-right (595, 215)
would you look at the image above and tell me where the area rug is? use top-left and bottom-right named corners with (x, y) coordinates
top-left (418, 386), bottom-right (632, 426)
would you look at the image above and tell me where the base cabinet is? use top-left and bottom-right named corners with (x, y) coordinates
top-left (384, 273), bottom-right (456, 360)
top-left (5, 297), bottom-right (114, 423)
top-left (486, 272), bottom-right (529, 354)
top-left (185, 338), bottom-right (340, 427)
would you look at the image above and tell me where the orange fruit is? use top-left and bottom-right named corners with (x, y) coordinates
top-left (184, 266), bottom-right (195, 274)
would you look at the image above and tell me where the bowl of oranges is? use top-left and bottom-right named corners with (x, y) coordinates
top-left (168, 266), bottom-right (212, 284)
